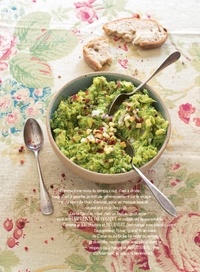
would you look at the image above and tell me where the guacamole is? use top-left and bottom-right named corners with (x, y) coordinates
top-left (50, 76), bottom-right (169, 174)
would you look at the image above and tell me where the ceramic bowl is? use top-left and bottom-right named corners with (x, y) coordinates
top-left (46, 72), bottom-right (171, 184)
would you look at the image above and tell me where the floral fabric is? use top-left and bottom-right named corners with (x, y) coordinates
top-left (0, 0), bottom-right (200, 271)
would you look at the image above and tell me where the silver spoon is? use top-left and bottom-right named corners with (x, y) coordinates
top-left (120, 136), bottom-right (177, 217)
top-left (24, 118), bottom-right (53, 215)
top-left (108, 51), bottom-right (181, 116)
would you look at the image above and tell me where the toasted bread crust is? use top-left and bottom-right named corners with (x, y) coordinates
top-left (83, 37), bottom-right (113, 71)
top-left (103, 17), bottom-right (168, 49)
top-left (83, 18), bottom-right (168, 70)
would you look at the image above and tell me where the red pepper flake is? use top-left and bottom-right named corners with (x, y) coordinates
top-left (33, 188), bottom-right (36, 193)
top-left (61, 173), bottom-right (65, 178)
top-left (20, 160), bottom-right (25, 165)
top-left (58, 75), bottom-right (61, 78)
top-left (51, 237), bottom-right (54, 241)
top-left (133, 13), bottom-right (140, 18)
top-left (59, 190), bottom-right (65, 198)
top-left (44, 240), bottom-right (48, 244)
top-left (50, 184), bottom-right (54, 189)
top-left (24, 246), bottom-right (29, 251)
top-left (18, 146), bottom-right (25, 153)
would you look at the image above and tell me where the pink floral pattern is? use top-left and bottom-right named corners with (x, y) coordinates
top-left (178, 103), bottom-right (200, 131)
top-left (111, 240), bottom-right (150, 271)
top-left (0, 29), bottom-right (17, 72)
top-left (193, 117), bottom-right (200, 127)
top-left (74, 0), bottom-right (98, 23)
top-left (82, 239), bottom-right (100, 252)
top-left (118, 59), bottom-right (128, 69)
top-left (3, 217), bottom-right (28, 248)
top-left (5, 108), bottom-right (21, 125)
top-left (178, 103), bottom-right (196, 124)
top-left (154, 213), bottom-right (200, 272)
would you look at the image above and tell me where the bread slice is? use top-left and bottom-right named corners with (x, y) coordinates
top-left (103, 17), bottom-right (168, 49)
top-left (83, 37), bottom-right (113, 71)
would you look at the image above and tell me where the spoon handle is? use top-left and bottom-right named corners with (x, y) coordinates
top-left (132, 164), bottom-right (177, 217)
top-left (128, 51), bottom-right (181, 96)
top-left (34, 151), bottom-right (53, 215)
top-left (108, 51), bottom-right (181, 115)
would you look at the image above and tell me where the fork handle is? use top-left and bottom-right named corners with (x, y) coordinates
top-left (132, 164), bottom-right (177, 217)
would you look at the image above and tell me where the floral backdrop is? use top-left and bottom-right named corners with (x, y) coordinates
top-left (0, 0), bottom-right (200, 271)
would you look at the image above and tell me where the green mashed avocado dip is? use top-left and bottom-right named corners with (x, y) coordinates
top-left (50, 76), bottom-right (169, 174)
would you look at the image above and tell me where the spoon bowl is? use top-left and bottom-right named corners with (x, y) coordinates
top-left (24, 120), bottom-right (44, 151)
top-left (24, 118), bottom-right (53, 215)
top-left (120, 135), bottom-right (177, 217)
top-left (108, 51), bottom-right (181, 115)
